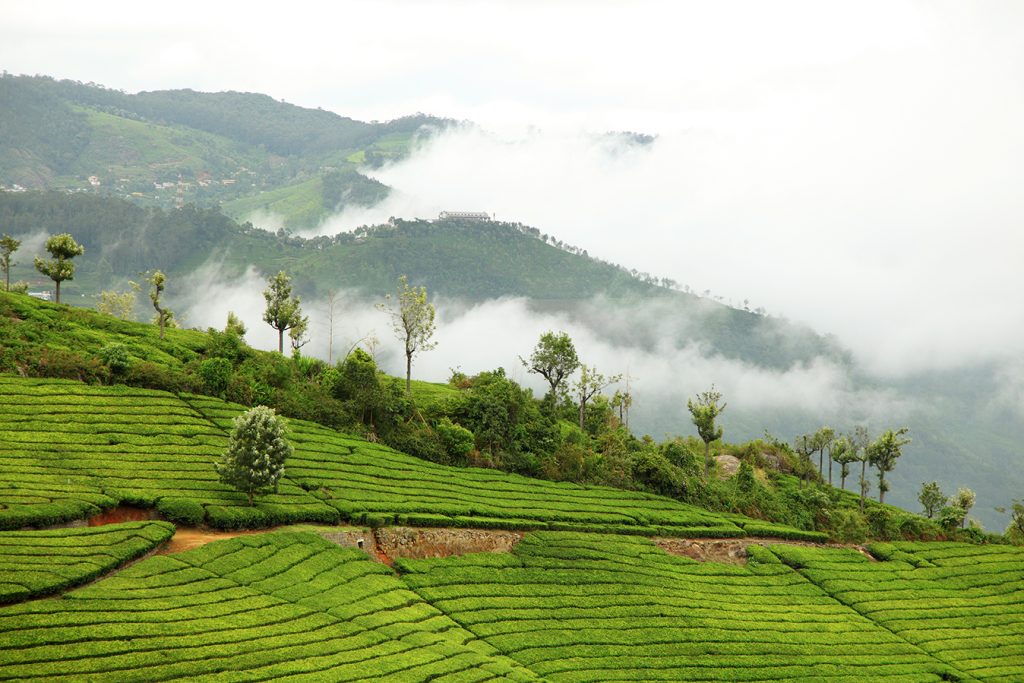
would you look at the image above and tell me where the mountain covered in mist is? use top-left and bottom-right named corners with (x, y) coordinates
top-left (1, 75), bottom-right (1021, 529)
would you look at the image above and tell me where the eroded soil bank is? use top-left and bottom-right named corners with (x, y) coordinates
top-left (655, 537), bottom-right (875, 564)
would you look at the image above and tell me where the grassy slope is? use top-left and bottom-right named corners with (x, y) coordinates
top-left (3, 530), bottom-right (1016, 681)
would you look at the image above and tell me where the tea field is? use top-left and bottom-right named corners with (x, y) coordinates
top-left (0, 520), bottom-right (173, 603)
top-left (769, 542), bottom-right (1024, 683)
top-left (0, 375), bottom-right (822, 540)
top-left (1, 530), bottom-right (1019, 681)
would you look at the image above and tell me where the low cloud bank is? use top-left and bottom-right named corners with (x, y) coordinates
top-left (178, 265), bottom-right (911, 437)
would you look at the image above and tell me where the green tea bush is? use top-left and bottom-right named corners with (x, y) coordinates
top-left (205, 505), bottom-right (271, 530)
top-left (198, 357), bottom-right (232, 396)
top-left (98, 343), bottom-right (131, 375)
top-left (156, 497), bottom-right (205, 526)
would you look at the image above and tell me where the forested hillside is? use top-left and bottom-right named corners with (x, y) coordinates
top-left (0, 74), bottom-right (446, 226)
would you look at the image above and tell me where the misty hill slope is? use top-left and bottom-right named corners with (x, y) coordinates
top-left (0, 74), bottom-right (443, 222)
top-left (0, 191), bottom-right (841, 371)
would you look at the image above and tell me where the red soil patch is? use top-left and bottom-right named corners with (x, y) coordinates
top-left (157, 528), bottom-right (264, 555)
top-left (88, 506), bottom-right (157, 526)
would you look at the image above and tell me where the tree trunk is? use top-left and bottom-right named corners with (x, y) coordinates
top-left (859, 460), bottom-right (867, 511)
top-left (55, 279), bottom-right (61, 304)
top-left (878, 472), bottom-right (886, 504)
top-left (247, 490), bottom-right (253, 506)
top-left (704, 441), bottom-right (711, 477)
top-left (405, 352), bottom-right (412, 396)
top-left (578, 400), bottom-right (586, 430)
top-left (278, 328), bottom-right (284, 354)
top-left (159, 314), bottom-right (165, 340)
top-left (818, 450), bottom-right (824, 477)
top-left (840, 471), bottom-right (847, 491)
top-left (828, 456), bottom-right (833, 487)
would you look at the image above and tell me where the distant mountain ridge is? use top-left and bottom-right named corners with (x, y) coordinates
top-left (0, 74), bottom-right (451, 225)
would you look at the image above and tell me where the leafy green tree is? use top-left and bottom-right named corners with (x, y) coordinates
top-left (950, 487), bottom-right (976, 528)
top-left (521, 331), bottom-right (580, 402)
top-left (997, 500), bottom-right (1024, 543)
top-left (574, 364), bottom-right (621, 432)
top-left (688, 386), bottom-right (726, 477)
top-left (376, 275), bottom-right (437, 395)
top-left (215, 405), bottom-right (293, 505)
top-left (792, 433), bottom-right (817, 487)
top-left (867, 427), bottom-right (910, 504)
top-left (225, 311), bottom-right (247, 338)
top-left (263, 271), bottom-right (306, 354)
top-left (918, 481), bottom-right (946, 519)
top-left (288, 315), bottom-right (310, 355)
top-left (146, 271), bottom-right (173, 339)
top-left (96, 282), bottom-right (138, 320)
top-left (0, 234), bottom-right (20, 291)
top-left (34, 233), bottom-right (84, 303)
top-left (831, 436), bottom-right (858, 491)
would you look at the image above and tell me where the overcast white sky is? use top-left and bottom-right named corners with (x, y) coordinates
top-left (3, 0), bottom-right (1023, 377)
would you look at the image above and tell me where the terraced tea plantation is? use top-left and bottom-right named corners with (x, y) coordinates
top-left (0, 521), bottom-right (173, 603)
top-left (0, 532), bottom-right (539, 682)
top-left (769, 542), bottom-right (1024, 683)
top-left (0, 376), bottom-right (821, 540)
top-left (3, 530), bottom-right (1019, 681)
top-left (399, 532), bottom-right (970, 682)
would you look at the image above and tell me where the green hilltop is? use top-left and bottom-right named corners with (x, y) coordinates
top-left (0, 74), bottom-right (443, 227)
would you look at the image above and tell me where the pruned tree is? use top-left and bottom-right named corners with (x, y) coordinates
top-left (215, 406), bottom-right (293, 505)
top-left (34, 233), bottom-right (84, 303)
top-left (376, 275), bottom-right (437, 395)
top-left (521, 331), bottom-right (579, 403)
top-left (146, 271), bottom-right (173, 338)
top-left (831, 436), bottom-right (858, 491)
top-left (688, 386), bottom-right (726, 477)
top-left (867, 427), bottom-right (911, 504)
top-left (849, 425), bottom-right (872, 511)
top-left (918, 481), bottom-right (946, 519)
top-left (573, 364), bottom-right (621, 431)
top-left (263, 271), bottom-right (306, 353)
top-left (0, 234), bottom-right (20, 292)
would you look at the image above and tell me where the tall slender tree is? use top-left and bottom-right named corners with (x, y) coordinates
top-left (376, 275), bottom-right (437, 395)
top-left (146, 271), bottom-right (172, 339)
top-left (573, 364), bottom-right (621, 431)
top-left (34, 233), bottom-right (84, 303)
top-left (849, 425), bottom-right (872, 511)
top-left (0, 234), bottom-right (20, 292)
top-left (867, 427), bottom-right (911, 504)
top-left (263, 271), bottom-right (306, 354)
